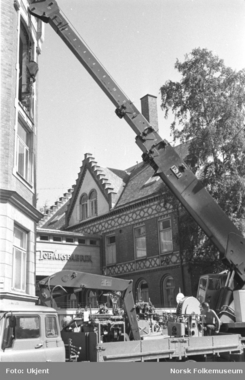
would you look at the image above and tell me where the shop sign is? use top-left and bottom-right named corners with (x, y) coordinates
top-left (37, 250), bottom-right (92, 262)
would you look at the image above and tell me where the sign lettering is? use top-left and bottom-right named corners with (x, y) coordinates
top-left (101, 279), bottom-right (112, 287)
top-left (37, 250), bottom-right (92, 262)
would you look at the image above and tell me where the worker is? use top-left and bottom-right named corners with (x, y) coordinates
top-left (83, 305), bottom-right (90, 322)
top-left (201, 302), bottom-right (221, 335)
top-left (61, 316), bottom-right (72, 330)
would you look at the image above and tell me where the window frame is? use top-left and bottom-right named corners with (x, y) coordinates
top-left (15, 315), bottom-right (41, 340)
top-left (89, 189), bottom-right (97, 217)
top-left (18, 19), bottom-right (35, 118)
top-left (136, 279), bottom-right (149, 303)
top-left (86, 290), bottom-right (98, 308)
top-left (16, 120), bottom-right (33, 184)
top-left (45, 315), bottom-right (59, 338)
top-left (162, 275), bottom-right (176, 308)
top-left (80, 193), bottom-right (88, 220)
top-left (12, 225), bottom-right (28, 292)
top-left (134, 225), bottom-right (147, 259)
top-left (158, 218), bottom-right (173, 254)
top-left (105, 234), bottom-right (116, 265)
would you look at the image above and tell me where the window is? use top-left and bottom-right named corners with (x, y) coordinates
top-left (159, 219), bottom-right (173, 254)
top-left (40, 235), bottom-right (49, 241)
top-left (45, 316), bottom-right (58, 338)
top-left (89, 190), bottom-right (97, 217)
top-left (19, 20), bottom-right (34, 116)
top-left (80, 194), bottom-right (88, 220)
top-left (66, 238), bottom-right (74, 243)
top-left (162, 276), bottom-right (175, 307)
top-left (53, 236), bottom-right (62, 242)
top-left (134, 226), bottom-right (146, 258)
top-left (105, 235), bottom-right (116, 265)
top-left (3, 317), bottom-right (13, 348)
top-left (15, 316), bottom-right (40, 339)
top-left (13, 226), bottom-right (27, 292)
top-left (136, 279), bottom-right (149, 303)
top-left (86, 290), bottom-right (98, 308)
top-left (79, 190), bottom-right (98, 220)
top-left (16, 121), bottom-right (33, 183)
top-left (78, 239), bottom-right (86, 245)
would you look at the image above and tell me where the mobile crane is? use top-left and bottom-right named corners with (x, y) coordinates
top-left (28, 0), bottom-right (245, 361)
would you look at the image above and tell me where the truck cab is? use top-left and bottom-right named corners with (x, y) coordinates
top-left (0, 304), bottom-right (65, 362)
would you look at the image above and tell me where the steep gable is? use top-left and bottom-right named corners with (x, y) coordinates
top-left (39, 189), bottom-right (73, 229)
top-left (39, 142), bottom-right (189, 230)
top-left (65, 153), bottom-right (128, 227)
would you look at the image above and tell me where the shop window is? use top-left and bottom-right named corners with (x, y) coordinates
top-left (12, 226), bottom-right (27, 292)
top-left (80, 194), bottom-right (88, 220)
top-left (19, 20), bottom-right (34, 117)
top-left (159, 219), bottom-right (173, 254)
top-left (162, 276), bottom-right (176, 307)
top-left (16, 121), bottom-right (33, 184)
top-left (134, 225), bottom-right (146, 258)
top-left (136, 279), bottom-right (149, 303)
top-left (105, 235), bottom-right (116, 265)
top-left (89, 190), bottom-right (97, 217)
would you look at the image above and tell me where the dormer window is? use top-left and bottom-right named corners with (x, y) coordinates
top-left (89, 190), bottom-right (97, 217)
top-left (80, 194), bottom-right (88, 220)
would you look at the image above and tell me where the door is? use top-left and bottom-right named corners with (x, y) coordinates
top-left (1, 314), bottom-right (46, 362)
top-left (44, 315), bottom-right (65, 362)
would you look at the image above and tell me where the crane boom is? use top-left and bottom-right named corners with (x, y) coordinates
top-left (39, 270), bottom-right (141, 340)
top-left (29, 1), bottom-right (245, 282)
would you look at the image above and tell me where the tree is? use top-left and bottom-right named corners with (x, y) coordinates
top-left (38, 201), bottom-right (50, 215)
top-left (160, 48), bottom-right (245, 271)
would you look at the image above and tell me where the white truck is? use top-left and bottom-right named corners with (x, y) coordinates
top-left (0, 303), bottom-right (65, 362)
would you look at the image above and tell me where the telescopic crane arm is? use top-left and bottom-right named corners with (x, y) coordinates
top-left (29, 0), bottom-right (245, 282)
top-left (39, 270), bottom-right (140, 340)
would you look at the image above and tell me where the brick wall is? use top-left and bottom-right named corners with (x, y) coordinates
top-left (117, 265), bottom-right (185, 308)
top-left (140, 94), bottom-right (159, 132)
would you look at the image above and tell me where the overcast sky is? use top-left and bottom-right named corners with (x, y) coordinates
top-left (36, 0), bottom-right (245, 208)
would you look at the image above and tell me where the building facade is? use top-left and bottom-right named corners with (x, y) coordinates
top-left (0, 0), bottom-right (44, 306)
top-left (40, 95), bottom-right (215, 309)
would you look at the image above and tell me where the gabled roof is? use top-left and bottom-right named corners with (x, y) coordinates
top-left (39, 189), bottom-right (73, 229)
top-left (39, 142), bottom-right (189, 230)
top-left (65, 153), bottom-right (128, 226)
top-left (114, 142), bottom-right (190, 208)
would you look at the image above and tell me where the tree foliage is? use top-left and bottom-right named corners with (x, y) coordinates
top-left (160, 48), bottom-right (245, 268)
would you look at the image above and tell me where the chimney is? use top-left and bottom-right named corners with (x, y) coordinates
top-left (140, 94), bottom-right (159, 132)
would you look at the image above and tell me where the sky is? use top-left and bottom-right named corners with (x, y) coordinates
top-left (36, 0), bottom-right (245, 208)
